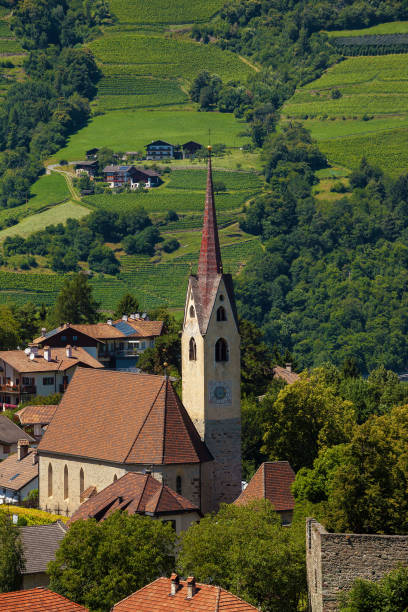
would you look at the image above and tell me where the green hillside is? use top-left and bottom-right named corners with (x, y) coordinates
top-left (109, 0), bottom-right (224, 25)
top-left (282, 50), bottom-right (408, 176)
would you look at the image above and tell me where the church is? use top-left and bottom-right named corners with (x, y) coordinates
top-left (37, 148), bottom-right (242, 516)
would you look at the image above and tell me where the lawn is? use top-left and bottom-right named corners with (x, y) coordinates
top-left (89, 33), bottom-right (253, 82)
top-left (325, 21), bottom-right (408, 37)
top-left (109, 0), bottom-right (225, 24)
top-left (0, 201), bottom-right (90, 240)
top-left (51, 109), bottom-right (250, 162)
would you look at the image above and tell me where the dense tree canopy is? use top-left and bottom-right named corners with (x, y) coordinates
top-left (52, 273), bottom-right (99, 325)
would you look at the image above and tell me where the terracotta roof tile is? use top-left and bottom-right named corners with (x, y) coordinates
top-left (0, 414), bottom-right (34, 445)
top-left (234, 462), bottom-right (295, 512)
top-left (20, 522), bottom-right (67, 574)
top-left (16, 405), bottom-right (58, 426)
top-left (69, 472), bottom-right (199, 523)
top-left (113, 577), bottom-right (259, 611)
top-left (273, 366), bottom-right (300, 385)
top-left (0, 347), bottom-right (103, 373)
top-left (0, 587), bottom-right (87, 611)
top-left (38, 369), bottom-right (212, 465)
top-left (0, 449), bottom-right (38, 491)
top-left (73, 323), bottom-right (125, 339)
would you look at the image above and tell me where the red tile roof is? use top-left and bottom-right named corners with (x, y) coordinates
top-left (0, 448), bottom-right (38, 492)
top-left (16, 405), bottom-right (58, 426)
top-left (38, 369), bottom-right (212, 465)
top-left (112, 319), bottom-right (163, 337)
top-left (0, 347), bottom-right (103, 373)
top-left (273, 366), bottom-right (300, 385)
top-left (113, 577), bottom-right (259, 611)
top-left (234, 462), bottom-right (295, 512)
top-left (0, 587), bottom-right (87, 611)
top-left (69, 472), bottom-right (199, 523)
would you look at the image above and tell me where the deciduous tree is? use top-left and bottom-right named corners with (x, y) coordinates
top-left (0, 514), bottom-right (25, 593)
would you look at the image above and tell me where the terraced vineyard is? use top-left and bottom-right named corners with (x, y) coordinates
top-left (0, 10), bottom-right (24, 55)
top-left (109, 0), bottom-right (225, 24)
top-left (282, 50), bottom-right (408, 176)
top-left (93, 75), bottom-right (188, 111)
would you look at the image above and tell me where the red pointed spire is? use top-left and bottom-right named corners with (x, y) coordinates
top-left (198, 147), bottom-right (223, 277)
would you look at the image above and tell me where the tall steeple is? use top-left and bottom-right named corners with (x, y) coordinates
top-left (198, 147), bottom-right (223, 278)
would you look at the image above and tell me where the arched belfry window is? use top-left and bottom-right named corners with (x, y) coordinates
top-left (48, 463), bottom-right (53, 497)
top-left (215, 338), bottom-right (229, 362)
top-left (189, 337), bottom-right (197, 361)
top-left (79, 468), bottom-right (84, 497)
top-left (64, 465), bottom-right (69, 500)
top-left (217, 306), bottom-right (226, 321)
top-left (176, 475), bottom-right (182, 495)
top-left (189, 305), bottom-right (195, 317)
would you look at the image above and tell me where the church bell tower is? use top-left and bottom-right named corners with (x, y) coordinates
top-left (181, 147), bottom-right (241, 513)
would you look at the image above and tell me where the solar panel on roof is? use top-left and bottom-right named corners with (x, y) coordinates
top-left (114, 321), bottom-right (140, 336)
top-left (9, 474), bottom-right (20, 481)
top-left (45, 327), bottom-right (60, 339)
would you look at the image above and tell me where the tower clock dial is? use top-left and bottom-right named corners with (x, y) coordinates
top-left (209, 381), bottom-right (232, 404)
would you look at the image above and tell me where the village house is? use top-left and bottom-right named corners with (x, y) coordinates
top-left (74, 160), bottom-right (98, 178)
top-left (19, 521), bottom-right (67, 589)
top-left (145, 140), bottom-right (175, 160)
top-left (234, 461), bottom-right (296, 525)
top-left (86, 147), bottom-right (99, 160)
top-left (0, 587), bottom-right (87, 611)
top-left (33, 317), bottom-right (164, 370)
top-left (113, 575), bottom-right (259, 611)
top-left (37, 368), bottom-right (213, 516)
top-left (182, 140), bottom-right (203, 158)
top-left (0, 345), bottom-right (103, 405)
top-left (0, 441), bottom-right (38, 504)
top-left (69, 471), bottom-right (201, 533)
top-left (0, 415), bottom-right (34, 459)
top-left (103, 165), bottom-right (161, 189)
top-left (16, 405), bottom-right (58, 442)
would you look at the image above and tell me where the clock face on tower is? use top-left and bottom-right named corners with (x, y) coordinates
top-left (209, 381), bottom-right (232, 405)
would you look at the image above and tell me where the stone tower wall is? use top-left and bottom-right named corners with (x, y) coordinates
top-left (306, 518), bottom-right (408, 611)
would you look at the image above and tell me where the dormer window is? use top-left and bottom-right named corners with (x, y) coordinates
top-left (189, 337), bottom-right (197, 361)
top-left (217, 306), bottom-right (226, 321)
top-left (190, 305), bottom-right (195, 318)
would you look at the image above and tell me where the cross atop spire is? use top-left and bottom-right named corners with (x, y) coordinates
top-left (198, 146), bottom-right (223, 277)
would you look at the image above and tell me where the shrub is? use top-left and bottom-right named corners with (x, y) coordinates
top-left (0, 506), bottom-right (69, 526)
top-left (162, 239), bottom-right (180, 253)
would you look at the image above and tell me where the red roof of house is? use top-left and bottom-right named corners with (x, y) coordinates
top-left (69, 472), bottom-right (199, 523)
top-left (38, 368), bottom-right (212, 466)
top-left (0, 347), bottom-right (103, 373)
top-left (16, 405), bottom-right (58, 426)
top-left (273, 366), bottom-right (300, 385)
top-left (113, 577), bottom-right (259, 611)
top-left (0, 587), bottom-right (87, 611)
top-left (234, 462), bottom-right (295, 511)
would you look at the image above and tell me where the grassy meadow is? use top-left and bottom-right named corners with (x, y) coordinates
top-left (109, 0), bottom-right (225, 24)
top-left (325, 21), bottom-right (408, 37)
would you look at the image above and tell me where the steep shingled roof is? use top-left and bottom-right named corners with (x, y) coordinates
top-left (0, 347), bottom-right (103, 373)
top-left (113, 577), bottom-right (259, 611)
top-left (0, 414), bottom-right (34, 445)
top-left (38, 369), bottom-right (212, 465)
top-left (0, 448), bottom-right (38, 492)
top-left (20, 522), bottom-right (67, 575)
top-left (0, 587), bottom-right (87, 611)
top-left (69, 472), bottom-right (199, 523)
top-left (234, 461), bottom-right (295, 512)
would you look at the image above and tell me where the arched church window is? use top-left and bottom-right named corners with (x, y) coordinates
top-left (217, 306), bottom-right (226, 321)
top-left (176, 475), bottom-right (182, 495)
top-left (189, 337), bottom-right (197, 361)
top-left (215, 338), bottom-right (229, 362)
top-left (64, 465), bottom-right (69, 500)
top-left (79, 468), bottom-right (84, 497)
top-left (190, 305), bottom-right (195, 317)
top-left (48, 463), bottom-right (53, 497)
top-left (113, 474), bottom-right (118, 482)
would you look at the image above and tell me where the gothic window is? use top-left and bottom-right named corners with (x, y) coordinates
top-left (189, 305), bottom-right (195, 317)
top-left (189, 337), bottom-right (197, 361)
top-left (113, 474), bottom-right (118, 482)
top-left (215, 338), bottom-right (229, 362)
top-left (216, 306), bottom-right (226, 321)
top-left (176, 476), bottom-right (182, 495)
top-left (79, 468), bottom-right (84, 497)
top-left (48, 463), bottom-right (53, 497)
top-left (64, 465), bottom-right (69, 500)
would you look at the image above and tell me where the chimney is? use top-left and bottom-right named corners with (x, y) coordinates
top-left (41, 327), bottom-right (46, 336)
top-left (66, 345), bottom-right (72, 358)
top-left (186, 577), bottom-right (196, 599)
top-left (130, 313), bottom-right (136, 320)
top-left (32, 449), bottom-right (38, 465)
top-left (107, 319), bottom-right (113, 326)
top-left (43, 346), bottom-right (52, 362)
top-left (122, 315), bottom-right (128, 321)
top-left (30, 353), bottom-right (35, 361)
top-left (170, 573), bottom-right (180, 596)
top-left (17, 439), bottom-right (29, 461)
top-left (29, 345), bottom-right (38, 356)
top-left (285, 363), bottom-right (292, 372)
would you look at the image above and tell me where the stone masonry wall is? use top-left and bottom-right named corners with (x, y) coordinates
top-left (306, 518), bottom-right (408, 611)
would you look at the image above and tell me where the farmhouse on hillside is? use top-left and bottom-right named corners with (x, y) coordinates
top-left (103, 165), bottom-right (161, 189)
top-left (74, 160), bottom-right (98, 178)
top-left (145, 140), bottom-right (175, 160)
top-left (182, 140), bottom-right (203, 158)
top-left (85, 147), bottom-right (99, 159)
